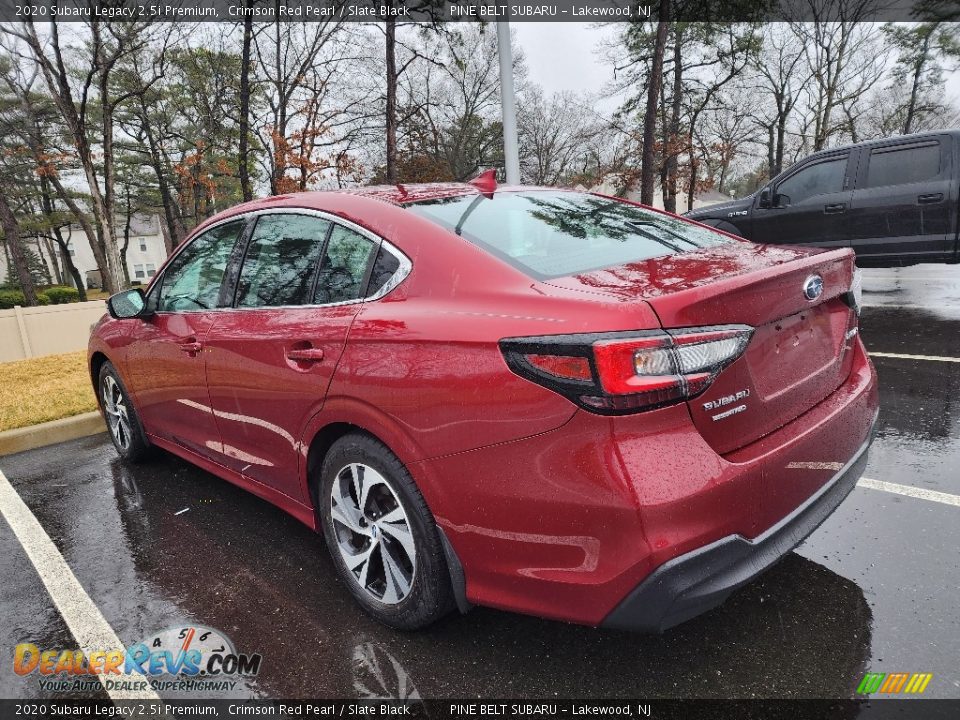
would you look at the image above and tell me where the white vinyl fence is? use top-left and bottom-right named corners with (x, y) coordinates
top-left (0, 301), bottom-right (108, 363)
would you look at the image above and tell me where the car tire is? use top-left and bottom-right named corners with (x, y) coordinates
top-left (318, 433), bottom-right (455, 630)
top-left (98, 362), bottom-right (151, 463)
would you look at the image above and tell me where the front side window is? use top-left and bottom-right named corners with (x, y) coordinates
top-left (235, 214), bottom-right (331, 308)
top-left (407, 191), bottom-right (730, 280)
top-left (313, 225), bottom-right (378, 305)
top-left (157, 219), bottom-right (245, 312)
top-left (776, 157), bottom-right (847, 206)
top-left (865, 143), bottom-right (941, 189)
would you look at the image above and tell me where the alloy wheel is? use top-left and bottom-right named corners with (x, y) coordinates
top-left (329, 463), bottom-right (417, 605)
top-left (101, 375), bottom-right (132, 451)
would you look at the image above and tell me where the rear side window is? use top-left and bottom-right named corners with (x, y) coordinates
top-left (368, 246), bottom-right (401, 296)
top-left (235, 214), bottom-right (330, 308)
top-left (158, 219), bottom-right (245, 312)
top-left (313, 225), bottom-right (377, 304)
top-left (406, 191), bottom-right (730, 280)
top-left (776, 157), bottom-right (847, 205)
top-left (865, 143), bottom-right (941, 189)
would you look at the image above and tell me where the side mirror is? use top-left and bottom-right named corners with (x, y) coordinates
top-left (758, 188), bottom-right (771, 209)
top-left (773, 192), bottom-right (790, 208)
top-left (107, 288), bottom-right (149, 320)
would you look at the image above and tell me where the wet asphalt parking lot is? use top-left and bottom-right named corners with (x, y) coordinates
top-left (0, 264), bottom-right (958, 701)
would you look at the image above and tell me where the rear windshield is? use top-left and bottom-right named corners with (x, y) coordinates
top-left (407, 191), bottom-right (731, 279)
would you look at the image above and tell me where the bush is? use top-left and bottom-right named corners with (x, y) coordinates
top-left (43, 285), bottom-right (81, 305)
top-left (0, 289), bottom-right (52, 308)
top-left (0, 290), bottom-right (24, 309)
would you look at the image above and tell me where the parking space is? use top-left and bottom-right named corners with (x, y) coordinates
top-left (1, 265), bottom-right (958, 700)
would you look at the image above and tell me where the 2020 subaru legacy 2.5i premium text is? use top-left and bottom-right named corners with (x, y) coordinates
top-left (90, 172), bottom-right (879, 632)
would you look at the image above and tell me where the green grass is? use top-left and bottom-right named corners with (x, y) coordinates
top-left (0, 351), bottom-right (98, 432)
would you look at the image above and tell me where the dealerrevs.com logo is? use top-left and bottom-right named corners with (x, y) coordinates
top-left (857, 672), bottom-right (933, 695)
top-left (13, 625), bottom-right (261, 693)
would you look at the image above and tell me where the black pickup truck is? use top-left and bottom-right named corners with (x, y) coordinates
top-left (685, 130), bottom-right (960, 266)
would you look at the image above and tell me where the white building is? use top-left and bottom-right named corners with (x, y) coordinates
top-left (1, 214), bottom-right (169, 291)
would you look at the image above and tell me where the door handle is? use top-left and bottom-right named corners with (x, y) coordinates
top-left (286, 347), bottom-right (325, 363)
top-left (918, 192), bottom-right (943, 204)
top-left (824, 203), bottom-right (847, 214)
top-left (178, 340), bottom-right (202, 355)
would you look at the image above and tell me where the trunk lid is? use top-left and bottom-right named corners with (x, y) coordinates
top-left (544, 243), bottom-right (859, 454)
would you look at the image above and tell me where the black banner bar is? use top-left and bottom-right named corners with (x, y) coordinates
top-left (3, 699), bottom-right (960, 720)
top-left (0, 0), bottom-right (957, 24)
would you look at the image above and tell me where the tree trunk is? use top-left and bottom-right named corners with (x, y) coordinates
top-left (767, 123), bottom-right (776, 179)
top-left (98, 75), bottom-right (122, 293)
top-left (687, 156), bottom-right (698, 213)
top-left (664, 32), bottom-right (683, 213)
top-left (640, 4), bottom-right (670, 206)
top-left (45, 168), bottom-right (108, 295)
top-left (45, 234), bottom-right (63, 284)
top-left (21, 20), bottom-right (121, 293)
top-left (903, 30), bottom-right (933, 135)
top-left (385, 17), bottom-right (398, 184)
top-left (775, 116), bottom-right (787, 176)
top-left (270, 15), bottom-right (286, 195)
top-left (239, 7), bottom-right (254, 201)
top-left (36, 234), bottom-right (57, 284)
top-left (120, 192), bottom-right (133, 288)
top-left (158, 220), bottom-right (175, 260)
top-left (139, 99), bottom-right (185, 252)
top-left (0, 195), bottom-right (39, 305)
top-left (54, 227), bottom-right (86, 300)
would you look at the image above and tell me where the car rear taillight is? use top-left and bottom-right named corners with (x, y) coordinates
top-left (841, 267), bottom-right (864, 316)
top-left (500, 325), bottom-right (753, 415)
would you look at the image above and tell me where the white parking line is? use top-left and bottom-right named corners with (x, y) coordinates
top-left (858, 477), bottom-right (960, 508)
top-left (0, 469), bottom-right (160, 701)
top-left (861, 302), bottom-right (960, 310)
top-left (868, 351), bottom-right (960, 363)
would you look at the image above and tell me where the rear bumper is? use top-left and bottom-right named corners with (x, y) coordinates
top-left (415, 339), bottom-right (879, 628)
top-left (601, 418), bottom-right (875, 632)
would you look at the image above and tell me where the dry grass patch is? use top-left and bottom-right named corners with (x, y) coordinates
top-left (0, 351), bottom-right (97, 432)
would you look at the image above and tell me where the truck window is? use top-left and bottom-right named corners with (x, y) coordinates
top-left (776, 157), bottom-right (847, 206)
top-left (864, 143), bottom-right (941, 189)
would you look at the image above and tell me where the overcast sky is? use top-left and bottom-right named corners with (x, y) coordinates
top-left (513, 23), bottom-right (620, 115)
top-left (513, 22), bottom-right (960, 114)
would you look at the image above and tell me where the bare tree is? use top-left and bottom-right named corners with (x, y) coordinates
top-left (791, 0), bottom-right (886, 151)
top-left (518, 88), bottom-right (599, 186)
top-left (4, 20), bottom-right (159, 293)
top-left (253, 19), bottom-right (353, 194)
top-left (750, 25), bottom-right (809, 177)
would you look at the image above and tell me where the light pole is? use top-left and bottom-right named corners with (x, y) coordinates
top-left (497, 20), bottom-right (521, 185)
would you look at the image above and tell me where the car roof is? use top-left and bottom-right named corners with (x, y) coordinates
top-left (182, 182), bottom-right (578, 253)
top-left (227, 182), bottom-right (570, 212)
top-left (805, 129), bottom-right (960, 160)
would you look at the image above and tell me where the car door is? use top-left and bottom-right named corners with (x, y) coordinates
top-left (750, 152), bottom-right (854, 250)
top-left (847, 137), bottom-right (952, 262)
top-left (203, 212), bottom-right (386, 502)
top-left (123, 218), bottom-right (248, 457)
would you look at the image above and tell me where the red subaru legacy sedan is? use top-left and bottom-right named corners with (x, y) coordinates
top-left (90, 175), bottom-right (878, 632)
